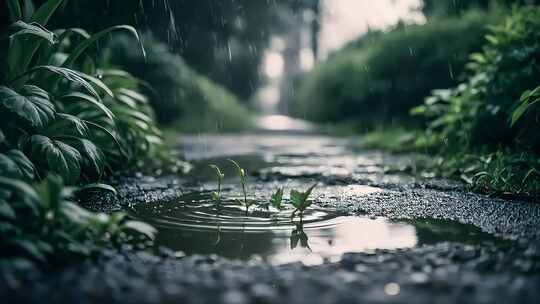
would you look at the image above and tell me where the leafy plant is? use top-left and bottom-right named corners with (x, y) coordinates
top-left (270, 188), bottom-right (284, 210)
top-left (0, 0), bottom-right (164, 267)
top-left (410, 7), bottom-right (540, 195)
top-left (103, 34), bottom-right (253, 132)
top-left (289, 183), bottom-right (317, 218)
top-left (512, 86), bottom-right (540, 126)
top-left (228, 159), bottom-right (254, 212)
top-left (292, 11), bottom-right (500, 125)
top-left (209, 164), bottom-right (224, 205)
top-left (0, 174), bottom-right (155, 268)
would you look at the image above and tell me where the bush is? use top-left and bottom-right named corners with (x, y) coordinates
top-left (410, 7), bottom-right (540, 194)
top-left (413, 7), bottom-right (540, 151)
top-left (103, 34), bottom-right (253, 132)
top-left (291, 11), bottom-right (500, 126)
top-left (1, 0), bottom-right (158, 268)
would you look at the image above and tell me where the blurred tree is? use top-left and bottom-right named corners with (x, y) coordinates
top-left (4, 0), bottom-right (319, 102)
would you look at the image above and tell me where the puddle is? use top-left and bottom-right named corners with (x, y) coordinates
top-left (129, 192), bottom-right (502, 265)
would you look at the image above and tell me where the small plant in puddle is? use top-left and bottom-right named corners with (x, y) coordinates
top-left (270, 187), bottom-right (284, 210)
top-left (209, 164), bottom-right (224, 205)
top-left (228, 159), bottom-right (253, 212)
top-left (289, 183), bottom-right (317, 218)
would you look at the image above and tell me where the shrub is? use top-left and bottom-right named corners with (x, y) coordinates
top-left (410, 7), bottom-right (540, 194)
top-left (103, 34), bottom-right (253, 132)
top-left (0, 175), bottom-right (155, 268)
top-left (0, 0), bottom-right (159, 268)
top-left (413, 7), bottom-right (540, 151)
top-left (291, 11), bottom-right (500, 126)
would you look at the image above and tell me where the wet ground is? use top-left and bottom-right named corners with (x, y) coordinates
top-left (3, 120), bottom-right (540, 303)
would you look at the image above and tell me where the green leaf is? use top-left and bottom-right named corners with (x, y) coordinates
top-left (66, 138), bottom-right (105, 176)
top-left (6, 0), bottom-right (63, 82)
top-left (10, 239), bottom-right (48, 262)
top-left (0, 199), bottom-right (16, 220)
top-left (7, 0), bottom-right (22, 22)
top-left (63, 25), bottom-right (145, 68)
top-left (9, 21), bottom-right (57, 44)
top-left (511, 99), bottom-right (539, 126)
top-left (24, 65), bottom-right (113, 99)
top-left (0, 149), bottom-right (36, 180)
top-left (61, 92), bottom-right (115, 120)
top-left (34, 174), bottom-right (64, 212)
top-left (0, 85), bottom-right (55, 129)
top-left (31, 0), bottom-right (64, 25)
top-left (290, 190), bottom-right (304, 209)
top-left (0, 176), bottom-right (41, 212)
top-left (61, 201), bottom-right (92, 225)
top-left (289, 183), bottom-right (317, 211)
top-left (28, 135), bottom-right (82, 182)
top-left (123, 220), bottom-right (156, 240)
top-left (117, 88), bottom-right (148, 104)
top-left (270, 188), bottom-right (284, 209)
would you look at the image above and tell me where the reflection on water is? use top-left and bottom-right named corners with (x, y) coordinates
top-left (129, 191), bottom-right (501, 265)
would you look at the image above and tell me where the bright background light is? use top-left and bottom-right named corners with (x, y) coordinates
top-left (319, 0), bottom-right (424, 58)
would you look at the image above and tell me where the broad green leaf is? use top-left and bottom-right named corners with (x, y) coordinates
top-left (31, 0), bottom-right (64, 25)
top-left (61, 201), bottom-right (92, 224)
top-left (7, 0), bottom-right (22, 22)
top-left (116, 88), bottom-right (148, 104)
top-left (0, 149), bottom-right (36, 180)
top-left (25, 65), bottom-right (113, 99)
top-left (0, 199), bottom-right (16, 220)
top-left (290, 190), bottom-right (303, 209)
top-left (53, 113), bottom-right (89, 136)
top-left (0, 85), bottom-right (55, 129)
top-left (63, 25), bottom-right (145, 68)
top-left (270, 188), bottom-right (284, 209)
top-left (9, 21), bottom-right (56, 44)
top-left (61, 92), bottom-right (115, 120)
top-left (34, 174), bottom-right (64, 212)
top-left (289, 183), bottom-right (317, 211)
top-left (0, 176), bottom-right (40, 210)
top-left (66, 138), bottom-right (105, 176)
top-left (29, 135), bottom-right (82, 182)
top-left (511, 99), bottom-right (539, 126)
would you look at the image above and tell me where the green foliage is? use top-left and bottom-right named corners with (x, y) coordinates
top-left (413, 7), bottom-right (540, 152)
top-left (228, 159), bottom-right (254, 211)
top-left (290, 183), bottom-right (317, 217)
top-left (0, 0), bottom-right (162, 268)
top-left (0, 175), bottom-right (155, 267)
top-left (292, 11), bottom-right (499, 126)
top-left (103, 34), bottom-right (253, 132)
top-left (270, 188), bottom-right (284, 210)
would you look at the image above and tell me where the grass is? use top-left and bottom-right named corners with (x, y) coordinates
top-left (357, 128), bottom-right (540, 198)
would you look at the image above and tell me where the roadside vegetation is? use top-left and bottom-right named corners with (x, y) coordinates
top-left (103, 34), bottom-right (253, 132)
top-left (292, 10), bottom-right (501, 128)
top-left (295, 4), bottom-right (539, 198)
top-left (0, 0), bottom-right (160, 270)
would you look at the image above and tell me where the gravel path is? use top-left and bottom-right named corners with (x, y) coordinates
top-left (3, 132), bottom-right (540, 303)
